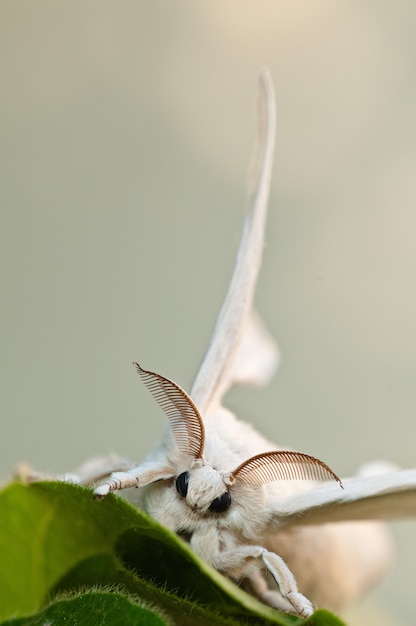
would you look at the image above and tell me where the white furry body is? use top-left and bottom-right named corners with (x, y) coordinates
top-left (88, 71), bottom-right (408, 615)
top-left (130, 406), bottom-right (391, 613)
top-left (26, 70), bottom-right (416, 617)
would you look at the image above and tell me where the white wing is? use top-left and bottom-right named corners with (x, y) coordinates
top-left (225, 309), bottom-right (279, 391)
top-left (191, 70), bottom-right (278, 415)
top-left (269, 468), bottom-right (416, 529)
top-left (190, 70), bottom-right (416, 533)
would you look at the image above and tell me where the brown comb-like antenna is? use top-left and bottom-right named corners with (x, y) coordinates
top-left (134, 363), bottom-right (205, 459)
top-left (231, 451), bottom-right (343, 488)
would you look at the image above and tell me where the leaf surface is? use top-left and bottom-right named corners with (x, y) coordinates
top-left (0, 481), bottom-right (346, 626)
top-left (0, 591), bottom-right (168, 626)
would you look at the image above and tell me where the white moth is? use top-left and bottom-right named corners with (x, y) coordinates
top-left (28, 70), bottom-right (416, 617)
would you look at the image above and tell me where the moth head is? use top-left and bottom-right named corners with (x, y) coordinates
top-left (133, 364), bottom-right (342, 511)
top-left (173, 450), bottom-right (342, 515)
top-left (175, 465), bottom-right (231, 514)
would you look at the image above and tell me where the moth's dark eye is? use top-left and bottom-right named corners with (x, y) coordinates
top-left (175, 472), bottom-right (189, 498)
top-left (209, 491), bottom-right (231, 513)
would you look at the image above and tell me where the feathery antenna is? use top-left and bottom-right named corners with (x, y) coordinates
top-left (231, 451), bottom-right (343, 487)
top-left (134, 363), bottom-right (205, 459)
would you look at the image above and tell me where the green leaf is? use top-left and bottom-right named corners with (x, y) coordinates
top-left (0, 481), bottom-right (346, 625)
top-left (303, 610), bottom-right (346, 626)
top-left (0, 591), bottom-right (169, 626)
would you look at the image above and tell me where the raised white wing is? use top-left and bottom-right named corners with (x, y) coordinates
top-left (269, 468), bottom-right (416, 529)
top-left (222, 309), bottom-right (279, 391)
top-left (191, 69), bottom-right (278, 415)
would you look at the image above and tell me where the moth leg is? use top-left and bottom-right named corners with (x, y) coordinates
top-left (14, 463), bottom-right (83, 485)
top-left (245, 568), bottom-right (298, 614)
top-left (261, 549), bottom-right (313, 617)
top-left (93, 471), bottom-right (139, 496)
top-left (194, 531), bottom-right (313, 618)
top-left (93, 463), bottom-right (175, 498)
top-left (221, 546), bottom-right (312, 616)
top-left (14, 455), bottom-right (134, 487)
top-left (72, 455), bottom-right (134, 486)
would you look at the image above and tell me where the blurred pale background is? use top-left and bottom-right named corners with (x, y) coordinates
top-left (1, 2), bottom-right (415, 624)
